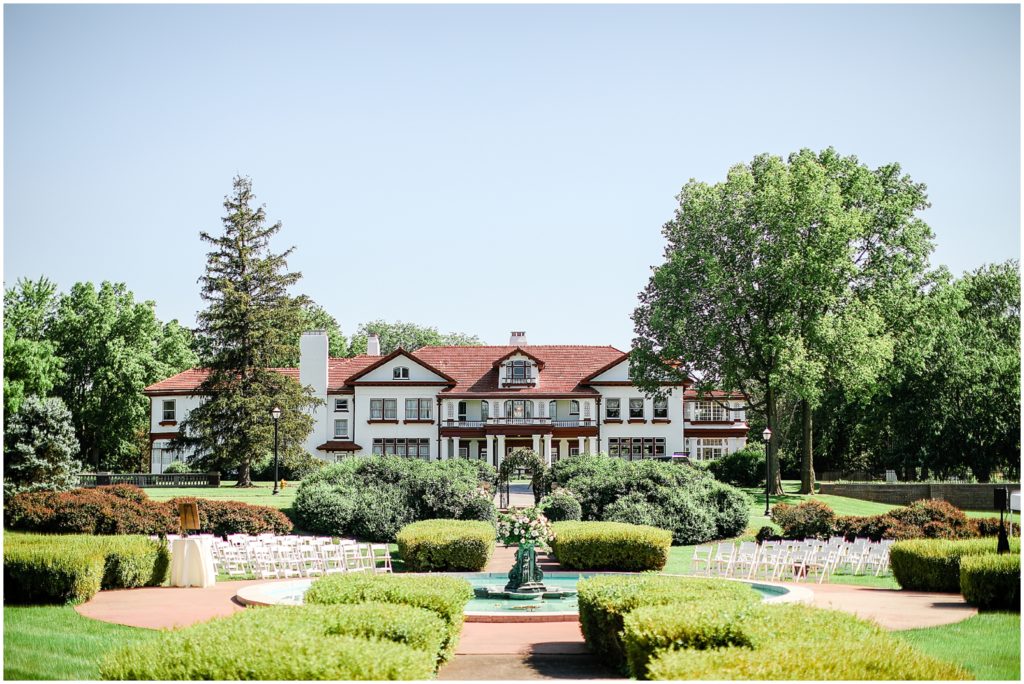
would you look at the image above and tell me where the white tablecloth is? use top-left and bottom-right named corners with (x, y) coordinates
top-left (1011, 491), bottom-right (1021, 513)
top-left (170, 538), bottom-right (217, 588)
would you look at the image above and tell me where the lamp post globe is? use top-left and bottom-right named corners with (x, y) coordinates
top-left (270, 406), bottom-right (282, 495)
top-left (762, 427), bottom-right (772, 516)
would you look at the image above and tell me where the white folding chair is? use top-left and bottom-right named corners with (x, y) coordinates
top-left (710, 543), bottom-right (736, 577)
top-left (691, 545), bottom-right (713, 576)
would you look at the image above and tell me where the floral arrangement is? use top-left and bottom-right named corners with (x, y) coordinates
top-left (496, 506), bottom-right (554, 549)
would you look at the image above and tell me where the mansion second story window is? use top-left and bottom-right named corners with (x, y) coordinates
top-left (406, 398), bottom-right (432, 420)
top-left (334, 398), bottom-right (349, 412)
top-left (393, 366), bottom-right (410, 380)
top-left (548, 401), bottom-right (557, 420)
top-left (605, 398), bottom-right (620, 419)
top-left (504, 399), bottom-right (533, 419)
top-left (481, 401), bottom-right (489, 421)
top-left (694, 401), bottom-right (726, 422)
top-left (654, 397), bottom-right (668, 419)
top-left (334, 419), bottom-right (349, 439)
top-left (370, 398), bottom-right (398, 420)
top-left (458, 401), bottom-right (467, 422)
top-left (570, 400), bottom-right (580, 417)
top-left (629, 398), bottom-right (644, 419)
top-left (162, 400), bottom-right (176, 421)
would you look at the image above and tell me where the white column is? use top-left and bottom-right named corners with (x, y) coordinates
top-left (452, 436), bottom-right (460, 461)
top-left (578, 436), bottom-right (586, 455)
top-left (560, 438), bottom-right (569, 460)
top-left (532, 434), bottom-right (541, 455)
top-left (497, 435), bottom-right (506, 468)
top-left (588, 436), bottom-right (597, 455)
top-left (543, 434), bottom-right (553, 465)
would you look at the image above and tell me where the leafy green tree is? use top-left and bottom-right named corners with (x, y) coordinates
top-left (270, 301), bottom-right (348, 366)
top-left (3, 395), bottom-right (80, 497)
top-left (3, 277), bottom-right (63, 416)
top-left (174, 176), bottom-right (321, 487)
top-left (348, 320), bottom-right (482, 355)
top-left (632, 149), bottom-right (931, 494)
top-left (48, 281), bottom-right (198, 472)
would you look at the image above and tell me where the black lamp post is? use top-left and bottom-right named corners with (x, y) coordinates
top-left (270, 406), bottom-right (282, 495)
top-left (762, 426), bottom-right (772, 516)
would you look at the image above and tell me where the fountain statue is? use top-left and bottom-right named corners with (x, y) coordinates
top-left (475, 542), bottom-right (577, 601)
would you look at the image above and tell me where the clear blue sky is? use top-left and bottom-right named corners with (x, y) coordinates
top-left (4, 3), bottom-right (1019, 351)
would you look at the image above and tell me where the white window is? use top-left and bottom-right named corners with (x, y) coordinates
top-left (458, 401), bottom-right (468, 422)
top-left (654, 397), bottom-right (668, 419)
top-left (333, 419), bottom-right (349, 439)
top-left (695, 438), bottom-right (725, 461)
top-left (606, 398), bottom-right (620, 419)
top-left (393, 366), bottom-right (410, 380)
top-left (458, 446), bottom-right (469, 459)
top-left (569, 400), bottom-right (580, 417)
top-left (629, 398), bottom-right (644, 419)
top-left (162, 400), bottom-right (176, 421)
top-left (548, 401), bottom-right (557, 420)
top-left (695, 401), bottom-right (726, 422)
top-left (334, 398), bottom-right (349, 412)
top-left (569, 447), bottom-right (580, 457)
top-left (480, 401), bottom-right (489, 421)
top-left (370, 398), bottom-right (398, 420)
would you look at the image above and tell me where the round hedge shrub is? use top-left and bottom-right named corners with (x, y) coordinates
top-left (706, 444), bottom-right (765, 487)
top-left (660, 490), bottom-right (718, 545)
top-left (890, 537), bottom-right (1021, 592)
top-left (770, 500), bottom-right (837, 540)
top-left (397, 519), bottom-right (495, 572)
top-left (604, 492), bottom-right (659, 528)
top-left (161, 460), bottom-right (192, 474)
top-left (294, 482), bottom-right (357, 535)
top-left (540, 490), bottom-right (583, 522)
top-left (709, 482), bottom-right (750, 539)
top-left (459, 495), bottom-right (497, 524)
top-left (959, 553), bottom-right (1021, 611)
top-left (550, 521), bottom-right (672, 572)
top-left (348, 485), bottom-right (415, 543)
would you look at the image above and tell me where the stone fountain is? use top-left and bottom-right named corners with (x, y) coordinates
top-left (473, 542), bottom-right (577, 601)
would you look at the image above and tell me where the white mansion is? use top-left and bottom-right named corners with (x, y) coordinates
top-left (144, 331), bottom-right (748, 473)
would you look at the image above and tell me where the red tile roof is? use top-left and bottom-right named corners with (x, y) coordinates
top-left (412, 345), bottom-right (626, 395)
top-left (144, 367), bottom-right (300, 394)
top-left (145, 345), bottom-right (632, 396)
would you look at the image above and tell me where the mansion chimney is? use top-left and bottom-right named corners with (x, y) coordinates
top-left (299, 330), bottom-right (328, 397)
top-left (509, 330), bottom-right (527, 346)
top-left (367, 333), bottom-right (381, 356)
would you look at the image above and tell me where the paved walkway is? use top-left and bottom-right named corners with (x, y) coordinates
top-left (781, 581), bottom-right (977, 630)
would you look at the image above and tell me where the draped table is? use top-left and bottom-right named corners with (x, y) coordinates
top-left (170, 537), bottom-right (217, 588)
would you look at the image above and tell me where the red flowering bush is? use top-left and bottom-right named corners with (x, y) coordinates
top-left (5, 487), bottom-right (290, 536)
top-left (770, 500), bottom-right (837, 539)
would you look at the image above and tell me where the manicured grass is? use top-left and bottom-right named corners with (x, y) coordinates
top-left (894, 612), bottom-right (1021, 680)
top-left (4, 606), bottom-right (158, 680)
top-left (142, 480), bottom-right (297, 510)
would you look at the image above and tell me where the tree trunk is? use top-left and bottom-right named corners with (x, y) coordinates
top-left (236, 460), bottom-right (252, 487)
top-left (767, 387), bottom-right (784, 496)
top-left (800, 400), bottom-right (815, 494)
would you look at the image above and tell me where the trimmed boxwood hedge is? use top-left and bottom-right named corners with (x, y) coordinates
top-left (577, 574), bottom-right (760, 672)
top-left (396, 519), bottom-right (495, 572)
top-left (890, 537), bottom-right (1021, 592)
top-left (960, 553), bottom-right (1021, 611)
top-left (550, 521), bottom-right (672, 572)
top-left (304, 572), bottom-right (473, 660)
top-left (101, 604), bottom-right (437, 680)
top-left (3, 533), bottom-right (170, 605)
top-left (642, 603), bottom-right (968, 680)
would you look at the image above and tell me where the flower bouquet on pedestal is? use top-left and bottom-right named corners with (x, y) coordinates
top-left (495, 506), bottom-right (554, 551)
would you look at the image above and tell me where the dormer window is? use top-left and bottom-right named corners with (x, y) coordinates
top-left (503, 359), bottom-right (535, 386)
top-left (393, 366), bottom-right (410, 380)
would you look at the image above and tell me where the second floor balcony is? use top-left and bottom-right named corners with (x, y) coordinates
top-left (441, 417), bottom-right (596, 428)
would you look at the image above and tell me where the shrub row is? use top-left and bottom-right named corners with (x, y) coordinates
top-left (294, 457), bottom-right (498, 542)
top-left (3, 532), bottom-right (170, 605)
top-left (772, 498), bottom-right (1006, 541)
top-left (642, 603), bottom-right (968, 680)
top-left (890, 537), bottom-right (1021, 592)
top-left (396, 519), bottom-right (495, 572)
top-left (101, 603), bottom-right (439, 680)
top-left (577, 574), bottom-right (967, 680)
top-left (550, 521), bottom-right (672, 572)
top-left (4, 486), bottom-right (292, 536)
top-left (305, 571), bottom-right (473, 660)
top-left (550, 454), bottom-right (750, 545)
top-left (960, 553), bottom-right (1021, 611)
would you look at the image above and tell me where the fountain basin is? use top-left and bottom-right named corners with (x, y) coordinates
top-left (235, 572), bottom-right (809, 623)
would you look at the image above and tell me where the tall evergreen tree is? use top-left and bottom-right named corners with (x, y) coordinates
top-left (174, 176), bottom-right (320, 487)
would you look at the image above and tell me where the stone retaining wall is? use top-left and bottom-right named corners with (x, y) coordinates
top-left (818, 482), bottom-right (1020, 510)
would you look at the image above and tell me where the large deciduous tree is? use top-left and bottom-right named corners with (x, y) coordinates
top-left (48, 281), bottom-right (198, 472)
top-left (3, 277), bottom-right (63, 417)
top-left (348, 320), bottom-right (482, 355)
top-left (174, 176), bottom-right (320, 487)
top-left (631, 149), bottom-right (931, 494)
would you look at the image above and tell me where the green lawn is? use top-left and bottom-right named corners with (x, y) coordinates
top-left (895, 612), bottom-right (1021, 680)
top-left (143, 480), bottom-right (297, 510)
top-left (3, 606), bottom-right (158, 680)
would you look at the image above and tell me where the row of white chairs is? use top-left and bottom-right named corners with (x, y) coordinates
top-left (692, 537), bottom-right (892, 584)
top-left (160, 533), bottom-right (392, 578)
